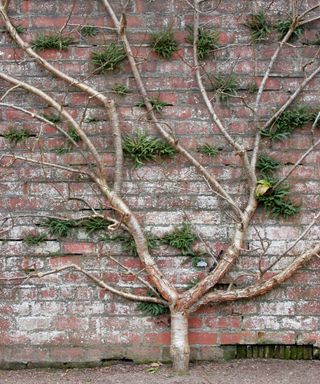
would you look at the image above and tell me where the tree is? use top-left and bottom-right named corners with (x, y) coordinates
top-left (0, 0), bottom-right (319, 373)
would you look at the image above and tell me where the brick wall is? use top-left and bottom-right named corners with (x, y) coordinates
top-left (0, 0), bottom-right (319, 367)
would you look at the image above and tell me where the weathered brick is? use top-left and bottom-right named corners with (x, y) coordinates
top-left (0, 0), bottom-right (319, 367)
top-left (143, 332), bottom-right (171, 345)
top-left (17, 317), bottom-right (52, 331)
top-left (53, 316), bottom-right (89, 331)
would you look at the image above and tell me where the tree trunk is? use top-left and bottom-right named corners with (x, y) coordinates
top-left (170, 311), bottom-right (190, 374)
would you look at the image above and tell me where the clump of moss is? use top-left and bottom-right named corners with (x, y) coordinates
top-left (136, 97), bottom-right (173, 113)
top-left (262, 107), bottom-right (310, 141)
top-left (197, 144), bottom-right (221, 158)
top-left (3, 127), bottom-right (31, 145)
top-left (42, 217), bottom-right (111, 238)
top-left (256, 180), bottom-right (299, 218)
top-left (162, 223), bottom-right (197, 256)
top-left (91, 43), bottom-right (127, 73)
top-left (14, 24), bottom-right (25, 34)
top-left (123, 131), bottom-right (176, 167)
top-left (80, 25), bottom-right (99, 37)
top-left (276, 18), bottom-right (304, 41)
top-left (42, 113), bottom-right (61, 124)
top-left (137, 291), bottom-right (169, 316)
top-left (31, 33), bottom-right (74, 51)
top-left (112, 83), bottom-right (130, 96)
top-left (244, 10), bottom-right (271, 42)
top-left (23, 233), bottom-right (47, 245)
top-left (151, 27), bottom-right (178, 58)
top-left (187, 26), bottom-right (220, 59)
top-left (256, 155), bottom-right (280, 176)
top-left (209, 74), bottom-right (239, 102)
top-left (101, 231), bottom-right (159, 257)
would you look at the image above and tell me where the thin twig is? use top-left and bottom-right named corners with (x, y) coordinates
top-left (262, 64), bottom-right (320, 131)
top-left (107, 253), bottom-right (159, 296)
top-left (1, 154), bottom-right (89, 176)
top-left (0, 84), bottom-right (19, 101)
top-left (59, 0), bottom-right (76, 34)
top-left (273, 135), bottom-right (320, 189)
top-left (262, 210), bottom-right (320, 274)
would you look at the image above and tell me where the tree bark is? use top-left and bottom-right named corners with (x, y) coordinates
top-left (170, 311), bottom-right (190, 374)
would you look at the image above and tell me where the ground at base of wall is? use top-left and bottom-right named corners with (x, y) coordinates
top-left (0, 360), bottom-right (320, 384)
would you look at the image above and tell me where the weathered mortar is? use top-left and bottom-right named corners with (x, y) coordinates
top-left (0, 0), bottom-right (319, 366)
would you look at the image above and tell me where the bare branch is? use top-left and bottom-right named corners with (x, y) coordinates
top-left (0, 71), bottom-right (105, 175)
top-left (297, 4), bottom-right (320, 25)
top-left (91, 175), bottom-right (179, 303)
top-left (107, 253), bottom-right (159, 296)
top-left (0, 84), bottom-right (20, 101)
top-left (59, 0), bottom-right (75, 34)
top-left (0, 2), bottom-right (123, 190)
top-left (29, 264), bottom-right (167, 304)
top-left (100, 0), bottom-right (242, 218)
top-left (262, 211), bottom-right (320, 274)
top-left (1, 154), bottom-right (90, 176)
top-left (273, 135), bottom-right (320, 189)
top-left (262, 64), bottom-right (320, 131)
top-left (251, 17), bottom-right (297, 169)
top-left (312, 111), bottom-right (320, 133)
top-left (192, 12), bottom-right (240, 152)
top-left (193, 243), bottom-right (320, 311)
top-left (2, 0), bottom-right (9, 10)
top-left (299, 15), bottom-right (320, 26)
top-left (192, 2), bottom-right (256, 193)
top-left (108, 100), bottom-right (123, 194)
top-left (69, 23), bottom-right (116, 31)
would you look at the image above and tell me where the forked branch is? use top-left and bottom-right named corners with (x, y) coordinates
top-left (0, 71), bottom-right (104, 175)
top-left (0, 1), bottom-right (123, 192)
top-left (100, 0), bottom-right (243, 219)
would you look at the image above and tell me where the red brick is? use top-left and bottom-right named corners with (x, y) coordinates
top-left (39, 287), bottom-right (58, 300)
top-left (189, 332), bottom-right (218, 345)
top-left (189, 317), bottom-right (202, 329)
top-left (219, 333), bottom-right (242, 345)
top-left (0, 318), bottom-right (10, 331)
top-left (63, 242), bottom-right (95, 254)
top-left (143, 332), bottom-right (171, 345)
top-left (204, 316), bottom-right (241, 329)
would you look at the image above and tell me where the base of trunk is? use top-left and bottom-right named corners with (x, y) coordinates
top-left (170, 311), bottom-right (190, 373)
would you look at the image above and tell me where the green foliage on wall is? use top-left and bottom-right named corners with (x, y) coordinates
top-left (91, 43), bottom-right (127, 72)
top-left (187, 26), bottom-right (220, 60)
top-left (244, 10), bottom-right (271, 42)
top-left (123, 131), bottom-right (176, 167)
top-left (3, 127), bottom-right (31, 145)
top-left (31, 33), bottom-right (74, 51)
top-left (162, 223), bottom-right (197, 256)
top-left (262, 107), bottom-right (310, 141)
top-left (151, 28), bottom-right (178, 58)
